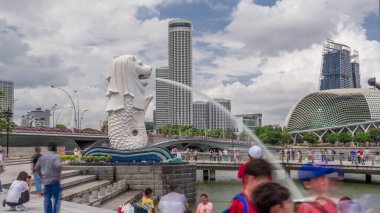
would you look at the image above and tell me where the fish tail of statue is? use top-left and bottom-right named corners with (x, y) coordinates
top-left (105, 55), bottom-right (152, 150)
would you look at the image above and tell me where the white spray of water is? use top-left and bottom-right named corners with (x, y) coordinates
top-left (156, 77), bottom-right (304, 199)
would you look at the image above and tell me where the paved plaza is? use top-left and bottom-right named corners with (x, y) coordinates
top-left (0, 164), bottom-right (115, 213)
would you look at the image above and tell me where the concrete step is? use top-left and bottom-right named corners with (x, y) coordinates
top-left (4, 158), bottom-right (32, 166)
top-left (61, 175), bottom-right (97, 189)
top-left (2, 170), bottom-right (82, 190)
top-left (99, 191), bottom-right (143, 211)
top-left (62, 180), bottom-right (111, 201)
top-left (61, 170), bottom-right (82, 179)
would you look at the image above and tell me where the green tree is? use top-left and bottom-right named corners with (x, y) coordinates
top-left (326, 133), bottom-right (339, 144)
top-left (369, 128), bottom-right (380, 142)
top-left (354, 132), bottom-right (371, 143)
top-left (145, 121), bottom-right (154, 131)
top-left (239, 131), bottom-right (248, 141)
top-left (83, 128), bottom-right (98, 132)
top-left (339, 132), bottom-right (352, 144)
top-left (56, 124), bottom-right (67, 129)
top-left (303, 133), bottom-right (317, 144)
top-left (281, 130), bottom-right (291, 144)
top-left (101, 123), bottom-right (108, 133)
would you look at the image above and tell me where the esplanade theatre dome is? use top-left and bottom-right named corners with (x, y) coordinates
top-left (285, 89), bottom-right (380, 131)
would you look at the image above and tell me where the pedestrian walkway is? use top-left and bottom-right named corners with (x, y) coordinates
top-left (0, 192), bottom-right (115, 213)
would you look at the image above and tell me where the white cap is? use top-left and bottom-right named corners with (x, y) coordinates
top-left (248, 146), bottom-right (263, 159)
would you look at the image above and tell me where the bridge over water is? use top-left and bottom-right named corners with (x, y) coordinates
top-left (190, 159), bottom-right (380, 183)
top-left (0, 130), bottom-right (251, 155)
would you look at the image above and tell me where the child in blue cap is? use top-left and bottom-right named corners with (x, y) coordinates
top-left (295, 163), bottom-right (338, 213)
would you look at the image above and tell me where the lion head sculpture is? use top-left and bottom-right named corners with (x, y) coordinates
top-left (105, 55), bottom-right (153, 150)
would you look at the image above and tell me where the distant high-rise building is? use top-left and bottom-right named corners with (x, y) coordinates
top-left (233, 113), bottom-right (263, 133)
top-left (319, 40), bottom-right (361, 90)
top-left (351, 50), bottom-right (361, 88)
top-left (209, 99), bottom-right (231, 130)
top-left (21, 108), bottom-right (50, 128)
top-left (168, 19), bottom-right (193, 125)
top-left (155, 66), bottom-right (170, 129)
top-left (192, 101), bottom-right (208, 129)
top-left (0, 79), bottom-right (14, 113)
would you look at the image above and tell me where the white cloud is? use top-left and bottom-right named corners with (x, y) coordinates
top-left (194, 0), bottom-right (380, 125)
top-left (1, 0), bottom-right (379, 129)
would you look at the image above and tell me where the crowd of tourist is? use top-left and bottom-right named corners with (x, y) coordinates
top-left (280, 147), bottom-right (380, 165)
top-left (1, 143), bottom-right (379, 212)
top-left (1, 143), bottom-right (62, 212)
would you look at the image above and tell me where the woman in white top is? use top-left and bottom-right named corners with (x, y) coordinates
top-left (2, 171), bottom-right (32, 211)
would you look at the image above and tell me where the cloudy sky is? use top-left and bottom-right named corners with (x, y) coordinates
top-left (0, 0), bottom-right (379, 129)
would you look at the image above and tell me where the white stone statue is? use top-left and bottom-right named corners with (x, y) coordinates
top-left (105, 55), bottom-right (153, 150)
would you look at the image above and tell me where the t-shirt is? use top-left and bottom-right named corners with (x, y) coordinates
top-left (34, 151), bottom-right (61, 185)
top-left (31, 153), bottom-right (42, 166)
top-left (142, 197), bottom-right (155, 213)
top-left (6, 180), bottom-right (28, 203)
top-left (158, 192), bottom-right (187, 213)
top-left (237, 163), bottom-right (246, 190)
top-left (228, 193), bottom-right (258, 213)
top-left (296, 197), bottom-right (338, 213)
top-left (196, 202), bottom-right (213, 213)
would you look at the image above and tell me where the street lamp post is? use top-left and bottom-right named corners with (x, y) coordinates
top-left (3, 108), bottom-right (13, 158)
top-left (80, 109), bottom-right (89, 129)
top-left (74, 90), bottom-right (81, 129)
top-left (55, 106), bottom-right (72, 126)
top-left (51, 86), bottom-right (77, 130)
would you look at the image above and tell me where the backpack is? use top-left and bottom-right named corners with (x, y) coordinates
top-left (222, 193), bottom-right (249, 213)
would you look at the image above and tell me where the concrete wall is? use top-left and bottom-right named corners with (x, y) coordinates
top-left (63, 163), bottom-right (197, 203)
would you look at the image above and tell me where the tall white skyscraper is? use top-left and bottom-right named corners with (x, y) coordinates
top-left (0, 79), bottom-right (14, 113)
top-left (155, 66), bottom-right (170, 128)
top-left (168, 19), bottom-right (193, 125)
top-left (209, 99), bottom-right (231, 130)
top-left (192, 101), bottom-right (208, 129)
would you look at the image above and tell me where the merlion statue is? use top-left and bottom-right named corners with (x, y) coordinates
top-left (105, 55), bottom-right (153, 150)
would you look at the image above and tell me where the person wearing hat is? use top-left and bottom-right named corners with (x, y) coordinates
top-left (226, 159), bottom-right (272, 213)
top-left (237, 146), bottom-right (263, 190)
top-left (295, 163), bottom-right (338, 213)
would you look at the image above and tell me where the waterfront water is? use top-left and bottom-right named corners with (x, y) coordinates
top-left (195, 170), bottom-right (380, 212)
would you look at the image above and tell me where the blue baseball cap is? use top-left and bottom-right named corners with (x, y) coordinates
top-left (298, 163), bottom-right (337, 183)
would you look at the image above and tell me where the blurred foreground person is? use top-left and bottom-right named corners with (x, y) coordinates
top-left (2, 171), bottom-right (32, 211)
top-left (158, 185), bottom-right (188, 213)
top-left (31, 147), bottom-right (43, 197)
top-left (237, 146), bottom-right (263, 190)
top-left (196, 193), bottom-right (213, 213)
top-left (34, 142), bottom-right (62, 213)
top-left (226, 159), bottom-right (272, 213)
top-left (295, 163), bottom-right (338, 213)
top-left (253, 182), bottom-right (292, 213)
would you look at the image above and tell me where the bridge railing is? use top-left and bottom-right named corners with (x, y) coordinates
top-left (10, 126), bottom-right (107, 136)
top-left (177, 152), bottom-right (380, 167)
top-left (151, 135), bottom-right (251, 145)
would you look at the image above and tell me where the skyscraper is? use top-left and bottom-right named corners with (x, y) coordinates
top-left (168, 19), bottom-right (192, 125)
top-left (319, 40), bottom-right (361, 90)
top-left (155, 66), bottom-right (170, 129)
top-left (192, 101), bottom-right (208, 129)
top-left (0, 79), bottom-right (14, 112)
top-left (209, 99), bottom-right (231, 130)
top-left (351, 50), bottom-right (361, 88)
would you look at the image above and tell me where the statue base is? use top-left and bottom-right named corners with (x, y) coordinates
top-left (83, 146), bottom-right (174, 163)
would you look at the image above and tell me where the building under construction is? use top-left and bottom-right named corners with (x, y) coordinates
top-left (319, 40), bottom-right (361, 91)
